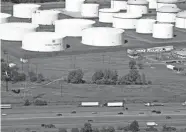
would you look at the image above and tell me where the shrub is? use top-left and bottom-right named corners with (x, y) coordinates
top-left (147, 80), bottom-right (152, 85)
top-left (137, 62), bottom-right (144, 69)
top-left (71, 128), bottom-right (79, 132)
top-left (107, 126), bottom-right (115, 132)
top-left (92, 128), bottom-right (99, 132)
top-left (83, 122), bottom-right (92, 132)
top-left (37, 73), bottom-right (45, 83)
top-left (129, 60), bottom-right (137, 69)
top-left (129, 120), bottom-right (140, 132)
top-left (24, 99), bottom-right (31, 106)
top-left (59, 128), bottom-right (67, 132)
top-left (92, 70), bottom-right (104, 83)
top-left (33, 99), bottom-right (47, 106)
top-left (67, 69), bottom-right (84, 84)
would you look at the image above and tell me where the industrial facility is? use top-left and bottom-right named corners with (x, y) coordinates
top-left (0, 0), bottom-right (186, 53)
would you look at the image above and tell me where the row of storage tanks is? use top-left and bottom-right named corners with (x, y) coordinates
top-left (0, 0), bottom-right (186, 52)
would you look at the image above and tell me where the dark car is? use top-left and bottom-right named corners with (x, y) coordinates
top-left (166, 116), bottom-right (171, 119)
top-left (118, 112), bottom-right (123, 115)
top-left (71, 111), bottom-right (76, 114)
top-left (56, 113), bottom-right (62, 116)
top-left (152, 110), bottom-right (156, 113)
top-left (88, 120), bottom-right (93, 122)
top-left (156, 111), bottom-right (161, 114)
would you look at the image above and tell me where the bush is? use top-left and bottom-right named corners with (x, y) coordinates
top-left (92, 128), bottom-right (99, 132)
top-left (33, 99), bottom-right (47, 106)
top-left (107, 126), bottom-right (115, 132)
top-left (71, 128), bottom-right (79, 132)
top-left (24, 99), bottom-right (31, 106)
top-left (129, 60), bottom-right (137, 69)
top-left (92, 70), bottom-right (104, 83)
top-left (59, 128), bottom-right (67, 132)
top-left (67, 69), bottom-right (84, 84)
top-left (129, 120), bottom-right (140, 132)
top-left (83, 122), bottom-right (92, 132)
top-left (37, 73), bottom-right (45, 83)
top-left (147, 80), bottom-right (152, 85)
top-left (137, 62), bottom-right (144, 69)
top-left (29, 71), bottom-right (37, 82)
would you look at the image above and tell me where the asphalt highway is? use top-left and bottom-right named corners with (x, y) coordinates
top-left (1, 104), bottom-right (186, 130)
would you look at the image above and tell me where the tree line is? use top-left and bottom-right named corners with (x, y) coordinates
top-left (67, 60), bottom-right (152, 85)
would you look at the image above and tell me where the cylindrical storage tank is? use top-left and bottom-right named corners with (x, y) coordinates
top-left (32, 10), bottom-right (60, 25)
top-left (81, 3), bottom-right (99, 17)
top-left (152, 23), bottom-right (174, 39)
top-left (65, 0), bottom-right (85, 12)
top-left (157, 6), bottom-right (181, 23)
top-left (82, 27), bottom-right (124, 46)
top-left (99, 8), bottom-right (120, 23)
top-left (127, 0), bottom-right (149, 15)
top-left (22, 32), bottom-right (65, 52)
top-left (112, 13), bottom-right (142, 29)
top-left (54, 19), bottom-right (95, 37)
top-left (146, 0), bottom-right (157, 9)
top-left (0, 23), bottom-right (38, 41)
top-left (111, 0), bottom-right (128, 10)
top-left (0, 13), bottom-right (11, 24)
top-left (136, 18), bottom-right (156, 33)
top-left (157, 0), bottom-right (178, 9)
top-left (13, 4), bottom-right (41, 18)
top-left (175, 10), bottom-right (186, 29)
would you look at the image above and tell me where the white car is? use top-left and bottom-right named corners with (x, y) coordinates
top-left (182, 101), bottom-right (186, 106)
top-left (2, 113), bottom-right (7, 116)
top-left (146, 122), bottom-right (158, 127)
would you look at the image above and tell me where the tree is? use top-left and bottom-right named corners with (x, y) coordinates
top-left (92, 69), bottom-right (104, 83)
top-left (137, 62), bottom-right (144, 69)
top-left (37, 73), bottom-right (45, 83)
top-left (129, 60), bottom-right (137, 69)
top-left (92, 128), bottom-right (100, 132)
top-left (67, 69), bottom-right (84, 84)
top-left (100, 127), bottom-right (107, 132)
top-left (141, 73), bottom-right (147, 85)
top-left (33, 99), bottom-right (47, 106)
top-left (59, 128), bottom-right (67, 132)
top-left (83, 122), bottom-right (92, 132)
top-left (129, 120), bottom-right (140, 132)
top-left (107, 126), bottom-right (115, 132)
top-left (71, 128), bottom-right (79, 132)
top-left (24, 99), bottom-right (31, 106)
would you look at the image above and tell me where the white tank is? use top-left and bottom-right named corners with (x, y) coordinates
top-left (82, 27), bottom-right (124, 46)
top-left (157, 6), bottom-right (181, 23)
top-left (127, 0), bottom-right (149, 15)
top-left (136, 18), bottom-right (156, 34)
top-left (32, 10), bottom-right (60, 25)
top-left (112, 13), bottom-right (142, 29)
top-left (152, 23), bottom-right (174, 39)
top-left (99, 8), bottom-right (120, 23)
top-left (0, 13), bottom-right (11, 24)
top-left (54, 19), bottom-right (95, 37)
top-left (22, 32), bottom-right (65, 52)
top-left (146, 0), bottom-right (157, 9)
top-left (65, 0), bottom-right (85, 12)
top-left (0, 22), bottom-right (38, 41)
top-left (175, 10), bottom-right (186, 29)
top-left (13, 4), bottom-right (41, 18)
top-left (157, 0), bottom-right (178, 9)
top-left (111, 0), bottom-right (128, 10)
top-left (81, 3), bottom-right (99, 17)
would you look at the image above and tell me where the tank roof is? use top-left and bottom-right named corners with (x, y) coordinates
top-left (113, 13), bottom-right (142, 18)
top-left (0, 13), bottom-right (11, 18)
top-left (0, 22), bottom-right (39, 29)
top-left (157, 6), bottom-right (181, 13)
top-left (176, 10), bottom-right (186, 18)
top-left (127, 0), bottom-right (149, 5)
top-left (99, 8), bottom-right (120, 12)
top-left (82, 27), bottom-right (124, 34)
top-left (54, 19), bottom-right (96, 25)
top-left (14, 3), bottom-right (41, 7)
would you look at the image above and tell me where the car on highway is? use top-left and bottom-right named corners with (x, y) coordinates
top-left (56, 113), bottom-right (62, 116)
top-left (71, 111), bottom-right (76, 114)
top-left (166, 116), bottom-right (171, 119)
top-left (139, 112), bottom-right (144, 114)
top-left (144, 103), bottom-right (164, 107)
top-left (118, 112), bottom-right (123, 115)
top-left (92, 112), bottom-right (97, 114)
top-left (1, 113), bottom-right (7, 116)
top-left (151, 110), bottom-right (156, 113)
top-left (156, 111), bottom-right (161, 114)
top-left (146, 122), bottom-right (158, 127)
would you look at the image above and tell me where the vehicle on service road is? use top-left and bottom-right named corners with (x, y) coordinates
top-left (146, 122), bottom-right (158, 127)
top-left (166, 116), bottom-right (171, 119)
top-left (182, 101), bottom-right (186, 106)
top-left (0, 104), bottom-right (12, 109)
top-left (118, 112), bottom-right (123, 115)
top-left (56, 113), bottom-right (62, 116)
top-left (71, 111), bottom-right (76, 114)
top-left (2, 113), bottom-right (7, 116)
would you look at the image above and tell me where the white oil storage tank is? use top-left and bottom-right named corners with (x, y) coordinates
top-left (54, 19), bottom-right (95, 37)
top-left (0, 13), bottom-right (11, 24)
top-left (127, 0), bottom-right (149, 15)
top-left (152, 23), bottom-right (174, 39)
top-left (111, 0), bottom-right (128, 10)
top-left (175, 10), bottom-right (186, 29)
top-left (81, 3), bottom-right (99, 17)
top-left (99, 8), bottom-right (120, 23)
top-left (32, 10), bottom-right (60, 25)
top-left (0, 22), bottom-right (38, 41)
top-left (157, 0), bottom-right (178, 9)
top-left (157, 6), bottom-right (181, 23)
top-left (13, 4), bottom-right (41, 18)
top-left (112, 13), bottom-right (142, 29)
top-left (136, 18), bottom-right (156, 34)
top-left (82, 27), bottom-right (124, 46)
top-left (22, 32), bottom-right (65, 52)
top-left (65, 0), bottom-right (85, 12)
top-left (146, 0), bottom-right (157, 9)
